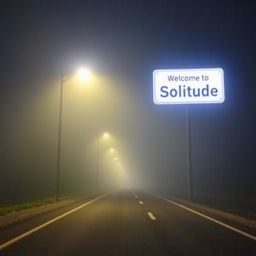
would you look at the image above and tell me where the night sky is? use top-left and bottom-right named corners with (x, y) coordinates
top-left (0, 0), bottom-right (255, 212)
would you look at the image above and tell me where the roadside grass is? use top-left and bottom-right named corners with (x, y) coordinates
top-left (0, 197), bottom-right (69, 216)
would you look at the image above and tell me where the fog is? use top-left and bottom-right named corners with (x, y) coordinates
top-left (0, 67), bottom-right (187, 202)
top-left (1, 1), bottom-right (255, 216)
top-left (1, 64), bottom-right (255, 213)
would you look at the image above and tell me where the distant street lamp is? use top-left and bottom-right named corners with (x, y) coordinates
top-left (103, 132), bottom-right (110, 139)
top-left (109, 148), bottom-right (115, 153)
top-left (106, 148), bottom-right (117, 188)
top-left (56, 67), bottom-right (92, 201)
top-left (96, 132), bottom-right (111, 190)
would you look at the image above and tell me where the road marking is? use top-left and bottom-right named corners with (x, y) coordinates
top-left (147, 212), bottom-right (156, 221)
top-left (139, 201), bottom-right (144, 205)
top-left (155, 194), bottom-right (256, 241)
top-left (0, 192), bottom-right (111, 251)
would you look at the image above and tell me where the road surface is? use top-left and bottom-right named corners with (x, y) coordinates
top-left (1, 190), bottom-right (255, 255)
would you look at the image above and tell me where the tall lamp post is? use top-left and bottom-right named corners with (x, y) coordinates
top-left (56, 68), bottom-right (92, 201)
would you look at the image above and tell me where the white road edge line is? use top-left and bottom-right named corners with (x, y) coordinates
top-left (0, 192), bottom-right (111, 251)
top-left (154, 194), bottom-right (256, 241)
top-left (139, 201), bottom-right (144, 205)
top-left (147, 212), bottom-right (156, 220)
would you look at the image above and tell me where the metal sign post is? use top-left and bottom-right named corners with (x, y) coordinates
top-left (153, 68), bottom-right (224, 201)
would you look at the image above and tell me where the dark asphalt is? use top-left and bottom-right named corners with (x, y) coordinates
top-left (1, 190), bottom-right (256, 255)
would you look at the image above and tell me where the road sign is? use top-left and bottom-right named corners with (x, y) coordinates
top-left (153, 68), bottom-right (224, 104)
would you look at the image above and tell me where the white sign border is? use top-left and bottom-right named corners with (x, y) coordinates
top-left (153, 68), bottom-right (225, 105)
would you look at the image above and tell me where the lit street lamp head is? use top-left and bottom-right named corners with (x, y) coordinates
top-left (77, 68), bottom-right (92, 82)
top-left (103, 132), bottom-right (110, 139)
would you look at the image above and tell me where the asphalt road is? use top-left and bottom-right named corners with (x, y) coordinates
top-left (1, 190), bottom-right (256, 255)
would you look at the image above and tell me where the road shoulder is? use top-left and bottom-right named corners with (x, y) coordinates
top-left (155, 193), bottom-right (256, 237)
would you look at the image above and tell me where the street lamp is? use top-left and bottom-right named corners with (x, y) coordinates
top-left (106, 148), bottom-right (117, 188)
top-left (77, 68), bottom-right (92, 82)
top-left (102, 132), bottom-right (110, 139)
top-left (109, 148), bottom-right (115, 153)
top-left (56, 67), bottom-right (92, 201)
top-left (96, 132), bottom-right (112, 190)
